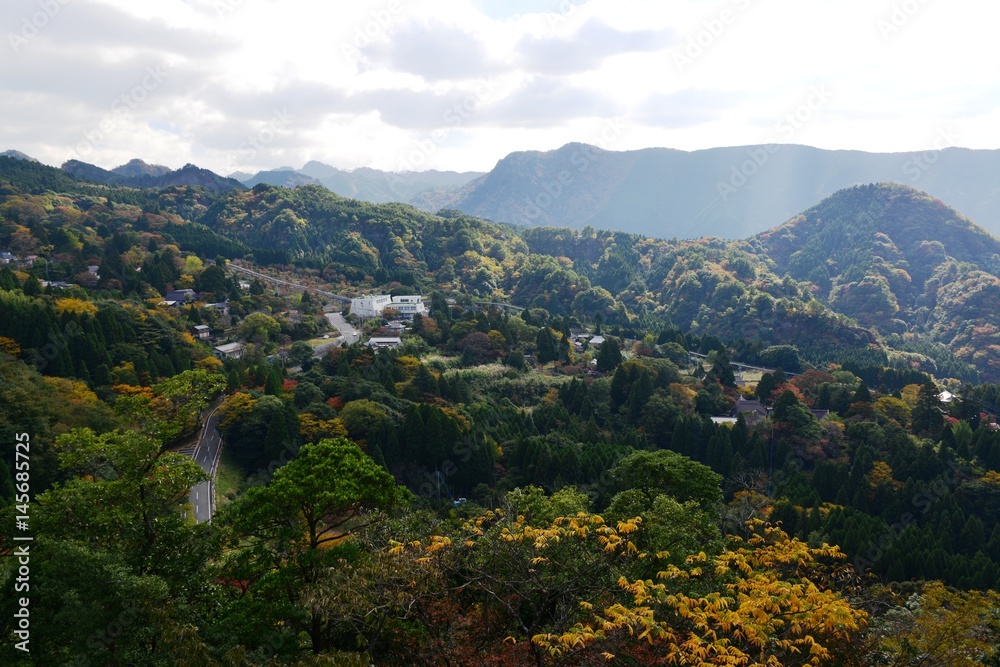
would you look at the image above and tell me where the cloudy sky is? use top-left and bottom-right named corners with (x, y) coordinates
top-left (2, 0), bottom-right (998, 176)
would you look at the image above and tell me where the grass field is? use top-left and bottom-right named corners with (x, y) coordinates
top-left (214, 448), bottom-right (246, 510)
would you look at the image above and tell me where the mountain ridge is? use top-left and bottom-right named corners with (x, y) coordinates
top-left (61, 158), bottom-right (245, 194)
top-left (437, 143), bottom-right (1000, 239)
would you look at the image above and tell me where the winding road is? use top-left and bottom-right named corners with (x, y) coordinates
top-left (325, 311), bottom-right (361, 346)
top-left (185, 402), bottom-right (224, 523)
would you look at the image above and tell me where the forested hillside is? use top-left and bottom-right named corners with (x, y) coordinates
top-left (1, 156), bottom-right (998, 665)
top-left (753, 183), bottom-right (1000, 380)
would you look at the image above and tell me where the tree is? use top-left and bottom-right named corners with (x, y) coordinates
top-left (288, 340), bottom-right (314, 368)
top-left (22, 274), bottom-right (41, 296)
top-left (238, 311), bottom-right (280, 345)
top-left (536, 327), bottom-right (559, 364)
top-left (595, 336), bottom-right (623, 371)
top-left (611, 449), bottom-right (723, 511)
top-left (912, 380), bottom-right (944, 437)
top-left (866, 582), bottom-right (999, 666)
top-left (709, 347), bottom-right (736, 387)
top-left (534, 521), bottom-right (867, 665)
top-left (224, 438), bottom-right (405, 654)
top-left (757, 371), bottom-right (778, 402)
top-left (0, 427), bottom-right (218, 665)
top-left (195, 264), bottom-right (230, 297)
top-left (338, 399), bottom-right (388, 444)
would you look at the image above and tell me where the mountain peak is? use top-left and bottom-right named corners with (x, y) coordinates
top-left (112, 158), bottom-right (171, 178)
top-left (1, 150), bottom-right (39, 162)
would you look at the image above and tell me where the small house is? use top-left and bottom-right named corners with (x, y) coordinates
top-left (213, 342), bottom-right (245, 360)
top-left (164, 289), bottom-right (197, 303)
top-left (366, 337), bottom-right (402, 350)
top-left (193, 325), bottom-right (211, 341)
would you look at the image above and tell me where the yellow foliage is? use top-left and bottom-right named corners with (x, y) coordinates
top-left (54, 297), bottom-right (98, 317)
top-left (219, 392), bottom-right (255, 432)
top-left (194, 355), bottom-right (223, 371)
top-left (43, 376), bottom-right (98, 405)
top-left (299, 413), bottom-right (349, 443)
top-left (112, 384), bottom-right (154, 399)
top-left (868, 460), bottom-right (899, 489)
top-left (532, 519), bottom-right (867, 665)
top-left (394, 355), bottom-right (422, 379)
top-left (0, 336), bottom-right (20, 356)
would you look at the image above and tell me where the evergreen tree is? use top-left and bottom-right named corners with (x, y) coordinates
top-left (226, 367), bottom-right (241, 393)
top-left (912, 381), bottom-right (944, 437)
top-left (0, 266), bottom-right (18, 291)
top-left (536, 327), bottom-right (559, 364)
top-left (23, 275), bottom-right (41, 296)
top-left (709, 348), bottom-right (736, 388)
top-left (595, 337), bottom-right (622, 372)
top-left (627, 370), bottom-right (653, 424)
top-left (264, 367), bottom-right (283, 395)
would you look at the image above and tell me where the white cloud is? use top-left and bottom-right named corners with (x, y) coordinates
top-left (1, 0), bottom-right (997, 174)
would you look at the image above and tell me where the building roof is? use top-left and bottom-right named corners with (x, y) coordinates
top-left (193, 325), bottom-right (210, 331)
top-left (733, 397), bottom-right (768, 416)
top-left (366, 337), bottom-right (402, 348)
top-left (214, 342), bottom-right (244, 354)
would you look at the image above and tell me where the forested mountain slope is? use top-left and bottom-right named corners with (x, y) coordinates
top-left (752, 183), bottom-right (1000, 378)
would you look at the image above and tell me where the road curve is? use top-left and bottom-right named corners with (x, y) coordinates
top-left (188, 402), bottom-right (223, 523)
top-left (325, 311), bottom-right (361, 346)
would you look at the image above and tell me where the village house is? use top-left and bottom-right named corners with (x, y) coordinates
top-left (164, 289), bottom-right (197, 303)
top-left (366, 336), bottom-right (402, 350)
top-left (213, 342), bottom-right (245, 360)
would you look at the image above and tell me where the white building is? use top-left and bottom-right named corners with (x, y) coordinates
top-left (350, 294), bottom-right (427, 319)
top-left (389, 295), bottom-right (427, 319)
top-left (213, 342), bottom-right (245, 360)
top-left (367, 337), bottom-right (402, 350)
top-left (350, 294), bottom-right (392, 319)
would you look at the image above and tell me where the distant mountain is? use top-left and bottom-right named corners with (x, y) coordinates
top-left (62, 159), bottom-right (121, 184)
top-left (240, 169), bottom-right (321, 188)
top-left (61, 159), bottom-right (245, 194)
top-left (111, 158), bottom-right (171, 179)
top-left (295, 161), bottom-right (483, 206)
top-left (228, 161), bottom-right (482, 206)
top-left (439, 143), bottom-right (1000, 238)
top-left (1, 150), bottom-right (39, 162)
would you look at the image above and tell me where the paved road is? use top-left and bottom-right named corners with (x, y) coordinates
top-left (325, 311), bottom-right (361, 346)
top-left (186, 402), bottom-right (223, 523)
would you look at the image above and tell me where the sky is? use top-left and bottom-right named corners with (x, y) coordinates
top-left (2, 0), bottom-right (998, 176)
